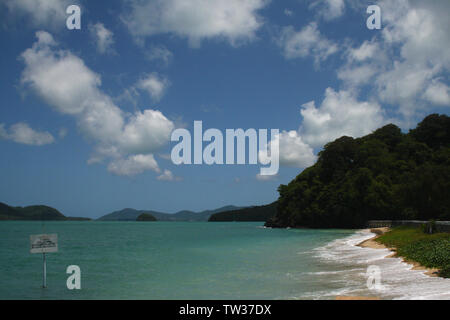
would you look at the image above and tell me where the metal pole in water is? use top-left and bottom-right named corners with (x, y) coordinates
top-left (43, 252), bottom-right (47, 288)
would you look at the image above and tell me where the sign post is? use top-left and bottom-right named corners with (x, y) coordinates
top-left (30, 234), bottom-right (58, 288)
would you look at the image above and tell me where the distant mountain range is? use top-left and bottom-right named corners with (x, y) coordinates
top-left (0, 201), bottom-right (272, 223)
top-left (0, 202), bottom-right (91, 221)
top-left (97, 205), bottom-right (243, 222)
top-left (208, 202), bottom-right (277, 222)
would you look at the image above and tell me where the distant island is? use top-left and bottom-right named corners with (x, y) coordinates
top-left (0, 203), bottom-right (247, 222)
top-left (0, 202), bottom-right (261, 222)
top-left (136, 213), bottom-right (157, 221)
top-left (0, 202), bottom-right (91, 221)
top-left (266, 114), bottom-right (450, 229)
top-left (208, 203), bottom-right (276, 222)
top-left (97, 205), bottom-right (242, 222)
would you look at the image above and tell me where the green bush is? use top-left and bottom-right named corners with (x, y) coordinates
top-left (376, 227), bottom-right (450, 278)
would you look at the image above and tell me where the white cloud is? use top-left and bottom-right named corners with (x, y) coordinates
top-left (0, 122), bottom-right (54, 146)
top-left (376, 62), bottom-right (434, 113)
top-left (337, 41), bottom-right (386, 88)
top-left (423, 80), bottom-right (450, 107)
top-left (279, 23), bottom-right (338, 65)
top-left (20, 31), bottom-right (175, 177)
top-left (108, 154), bottom-right (160, 176)
top-left (284, 9), bottom-right (293, 17)
top-left (157, 169), bottom-right (182, 181)
top-left (378, 1), bottom-right (449, 114)
top-left (2, 0), bottom-right (71, 29)
top-left (256, 90), bottom-right (383, 169)
top-left (256, 173), bottom-right (278, 181)
top-left (89, 23), bottom-right (115, 54)
top-left (122, 0), bottom-right (269, 47)
top-left (337, 64), bottom-right (378, 87)
top-left (137, 73), bottom-right (170, 102)
top-left (119, 110), bottom-right (174, 154)
top-left (299, 88), bottom-right (385, 148)
top-left (259, 130), bottom-right (317, 169)
top-left (310, 0), bottom-right (345, 21)
top-left (58, 128), bottom-right (68, 139)
top-left (348, 41), bottom-right (379, 62)
top-left (146, 45), bottom-right (173, 66)
top-left (21, 32), bottom-right (101, 115)
top-left (339, 0), bottom-right (450, 118)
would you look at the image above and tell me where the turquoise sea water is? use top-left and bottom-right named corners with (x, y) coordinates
top-left (1, 222), bottom-right (449, 300)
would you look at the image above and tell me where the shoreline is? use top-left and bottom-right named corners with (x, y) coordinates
top-left (357, 227), bottom-right (441, 278)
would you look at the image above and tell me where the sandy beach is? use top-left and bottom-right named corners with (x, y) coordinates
top-left (357, 228), bottom-right (440, 277)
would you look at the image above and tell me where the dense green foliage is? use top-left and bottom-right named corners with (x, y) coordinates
top-left (376, 227), bottom-right (450, 278)
top-left (208, 202), bottom-right (277, 222)
top-left (0, 202), bottom-right (91, 221)
top-left (266, 114), bottom-right (450, 228)
top-left (136, 213), bottom-right (157, 221)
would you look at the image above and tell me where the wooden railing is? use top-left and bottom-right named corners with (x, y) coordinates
top-left (367, 220), bottom-right (450, 233)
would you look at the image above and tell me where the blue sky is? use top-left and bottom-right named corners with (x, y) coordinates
top-left (0, 0), bottom-right (449, 218)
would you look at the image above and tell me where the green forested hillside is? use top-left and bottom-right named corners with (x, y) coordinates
top-left (0, 202), bottom-right (90, 221)
top-left (0, 203), bottom-right (64, 220)
top-left (136, 213), bottom-right (157, 221)
top-left (266, 114), bottom-right (450, 229)
top-left (208, 202), bottom-right (277, 222)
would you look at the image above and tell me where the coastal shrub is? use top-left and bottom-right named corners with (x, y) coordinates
top-left (439, 266), bottom-right (450, 278)
top-left (376, 227), bottom-right (450, 278)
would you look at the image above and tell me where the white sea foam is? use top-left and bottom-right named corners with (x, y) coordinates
top-left (308, 229), bottom-right (450, 300)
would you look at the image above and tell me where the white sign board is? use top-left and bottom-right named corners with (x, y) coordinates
top-left (30, 234), bottom-right (58, 254)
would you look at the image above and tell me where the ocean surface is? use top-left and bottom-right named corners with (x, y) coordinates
top-left (0, 221), bottom-right (449, 300)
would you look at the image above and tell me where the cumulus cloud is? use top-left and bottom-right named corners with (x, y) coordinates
top-left (58, 128), bottom-right (68, 139)
top-left (309, 0), bottom-right (345, 21)
top-left (278, 22), bottom-right (338, 65)
top-left (256, 173), bottom-right (278, 181)
top-left (122, 0), bottom-right (269, 47)
top-left (337, 41), bottom-right (386, 87)
top-left (108, 154), bottom-right (160, 176)
top-left (2, 0), bottom-right (71, 29)
top-left (137, 73), bottom-right (170, 102)
top-left (89, 23), bottom-right (115, 54)
top-left (284, 9), bottom-right (293, 17)
top-left (423, 80), bottom-right (450, 107)
top-left (146, 45), bottom-right (173, 66)
top-left (270, 89), bottom-right (385, 163)
top-left (347, 40), bottom-right (379, 62)
top-left (299, 88), bottom-right (385, 148)
top-left (157, 169), bottom-right (182, 181)
top-left (20, 31), bottom-right (175, 177)
top-left (259, 130), bottom-right (317, 169)
top-left (337, 64), bottom-right (378, 87)
top-left (339, 0), bottom-right (450, 117)
top-left (256, 90), bottom-right (384, 169)
top-left (0, 122), bottom-right (55, 146)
